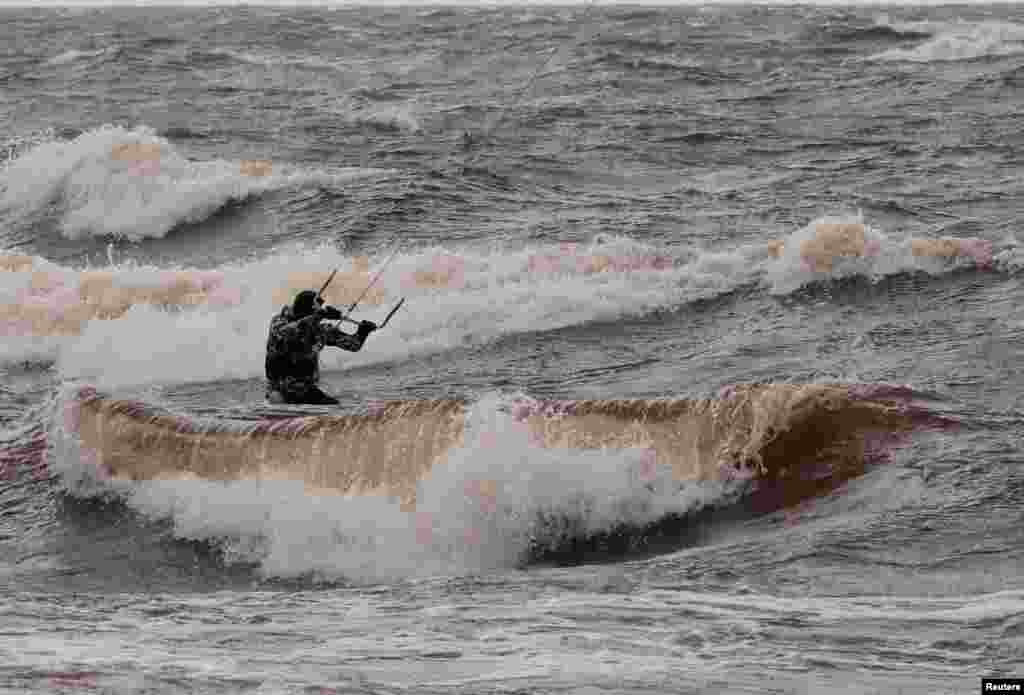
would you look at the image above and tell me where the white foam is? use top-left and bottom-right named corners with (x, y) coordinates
top-left (993, 235), bottom-right (1024, 272)
top-left (350, 105), bottom-right (423, 133)
top-left (209, 48), bottom-right (345, 73)
top-left (44, 48), bottom-right (108, 66)
top-left (872, 20), bottom-right (1024, 62)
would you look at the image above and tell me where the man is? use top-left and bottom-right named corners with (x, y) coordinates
top-left (265, 290), bottom-right (377, 405)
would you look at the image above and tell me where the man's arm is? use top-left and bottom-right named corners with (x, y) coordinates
top-left (272, 312), bottom-right (325, 342)
top-left (321, 319), bottom-right (377, 353)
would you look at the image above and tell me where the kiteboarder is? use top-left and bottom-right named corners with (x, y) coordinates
top-left (265, 290), bottom-right (377, 405)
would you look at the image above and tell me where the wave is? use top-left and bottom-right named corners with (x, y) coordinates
top-left (43, 382), bottom-right (953, 581)
top-left (0, 125), bottom-right (387, 241)
top-left (158, 126), bottom-right (210, 140)
top-left (348, 106), bottom-right (422, 134)
top-left (826, 22), bottom-right (933, 43)
top-left (139, 37), bottom-right (182, 50)
top-left (350, 86), bottom-right (412, 103)
top-left (662, 131), bottom-right (736, 145)
top-left (0, 239), bottom-right (684, 383)
top-left (871, 20), bottom-right (1024, 62)
top-left (188, 48), bottom-right (257, 68)
top-left (760, 216), bottom-right (1000, 295)
top-left (1, 219), bottom-right (1012, 382)
top-left (595, 50), bottom-right (722, 80)
top-left (43, 48), bottom-right (111, 67)
top-left (594, 36), bottom-right (680, 53)
top-left (198, 48), bottom-right (343, 73)
top-left (509, 11), bottom-right (563, 28)
top-left (608, 9), bottom-right (663, 22)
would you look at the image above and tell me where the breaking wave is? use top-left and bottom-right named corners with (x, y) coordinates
top-left (871, 19), bottom-right (1024, 62)
top-left (30, 382), bottom-right (953, 582)
top-left (349, 106), bottom-right (422, 133)
top-left (0, 218), bottom-right (1012, 385)
top-left (0, 125), bottom-right (388, 241)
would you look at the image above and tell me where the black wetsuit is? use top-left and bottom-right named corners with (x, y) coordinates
top-left (264, 305), bottom-right (371, 405)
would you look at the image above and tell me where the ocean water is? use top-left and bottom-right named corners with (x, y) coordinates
top-left (1, 4), bottom-right (1023, 694)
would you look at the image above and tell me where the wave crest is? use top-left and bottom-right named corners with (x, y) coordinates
top-left (0, 125), bottom-right (384, 241)
top-left (872, 20), bottom-right (1024, 62)
top-left (41, 383), bottom-right (953, 581)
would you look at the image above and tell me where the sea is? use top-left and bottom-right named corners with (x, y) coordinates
top-left (1, 4), bottom-right (1023, 694)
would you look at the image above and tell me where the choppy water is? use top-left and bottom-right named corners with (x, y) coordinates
top-left (1, 4), bottom-right (1023, 694)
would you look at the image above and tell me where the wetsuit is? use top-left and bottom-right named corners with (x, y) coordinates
top-left (264, 303), bottom-right (374, 405)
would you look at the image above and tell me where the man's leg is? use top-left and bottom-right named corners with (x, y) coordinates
top-left (276, 384), bottom-right (338, 405)
top-left (268, 377), bottom-right (339, 405)
top-left (303, 386), bottom-right (339, 405)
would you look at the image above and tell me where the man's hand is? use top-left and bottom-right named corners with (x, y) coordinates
top-left (358, 320), bottom-right (378, 335)
top-left (318, 305), bottom-right (343, 321)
